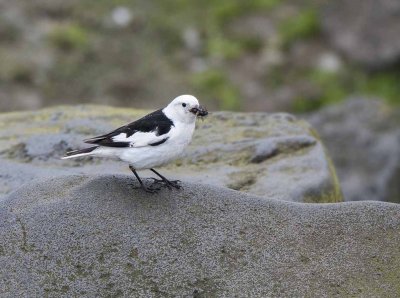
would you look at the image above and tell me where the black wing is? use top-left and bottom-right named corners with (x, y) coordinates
top-left (84, 109), bottom-right (174, 148)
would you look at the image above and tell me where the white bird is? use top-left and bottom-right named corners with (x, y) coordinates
top-left (62, 95), bottom-right (208, 193)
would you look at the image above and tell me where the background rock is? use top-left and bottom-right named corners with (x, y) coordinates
top-left (0, 105), bottom-right (342, 203)
top-left (322, 0), bottom-right (400, 70)
top-left (0, 175), bottom-right (399, 297)
top-left (308, 98), bottom-right (400, 203)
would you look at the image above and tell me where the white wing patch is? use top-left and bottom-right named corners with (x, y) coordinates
top-left (112, 131), bottom-right (170, 148)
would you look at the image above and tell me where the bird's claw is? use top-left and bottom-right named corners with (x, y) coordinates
top-left (143, 183), bottom-right (163, 194)
top-left (167, 180), bottom-right (182, 190)
top-left (149, 178), bottom-right (182, 190)
top-left (129, 182), bottom-right (161, 193)
top-left (149, 178), bottom-right (164, 184)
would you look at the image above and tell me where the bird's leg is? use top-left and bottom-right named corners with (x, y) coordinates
top-left (150, 169), bottom-right (182, 190)
top-left (129, 165), bottom-right (160, 193)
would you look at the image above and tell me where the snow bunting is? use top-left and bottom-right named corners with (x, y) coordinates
top-left (62, 95), bottom-right (208, 193)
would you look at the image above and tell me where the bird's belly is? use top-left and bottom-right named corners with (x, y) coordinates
top-left (119, 143), bottom-right (185, 170)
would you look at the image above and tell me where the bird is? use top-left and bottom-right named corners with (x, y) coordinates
top-left (62, 95), bottom-right (208, 193)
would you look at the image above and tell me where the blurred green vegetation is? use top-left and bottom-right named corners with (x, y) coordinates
top-left (48, 24), bottom-right (90, 52)
top-left (279, 9), bottom-right (320, 48)
top-left (191, 69), bottom-right (241, 110)
top-left (0, 0), bottom-right (399, 112)
top-left (293, 69), bottom-right (400, 113)
top-left (358, 72), bottom-right (400, 106)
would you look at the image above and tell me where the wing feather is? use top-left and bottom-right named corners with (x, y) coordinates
top-left (84, 109), bottom-right (173, 148)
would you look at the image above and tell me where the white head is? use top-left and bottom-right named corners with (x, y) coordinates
top-left (163, 94), bottom-right (208, 124)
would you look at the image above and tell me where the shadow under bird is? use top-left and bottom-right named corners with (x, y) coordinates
top-left (62, 95), bottom-right (208, 193)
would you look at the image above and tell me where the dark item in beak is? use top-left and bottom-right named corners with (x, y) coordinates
top-left (190, 106), bottom-right (208, 117)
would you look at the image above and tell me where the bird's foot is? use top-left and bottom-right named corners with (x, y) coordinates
top-left (166, 180), bottom-right (182, 190)
top-left (130, 182), bottom-right (161, 194)
top-left (147, 184), bottom-right (163, 193)
top-left (142, 183), bottom-right (162, 194)
top-left (149, 178), bottom-right (164, 184)
top-left (149, 178), bottom-right (182, 190)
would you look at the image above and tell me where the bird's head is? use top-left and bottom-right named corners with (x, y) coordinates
top-left (164, 95), bottom-right (208, 124)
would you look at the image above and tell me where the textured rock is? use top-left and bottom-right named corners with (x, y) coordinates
top-left (0, 105), bottom-right (342, 203)
top-left (0, 175), bottom-right (399, 297)
top-left (321, 0), bottom-right (400, 69)
top-left (308, 98), bottom-right (400, 203)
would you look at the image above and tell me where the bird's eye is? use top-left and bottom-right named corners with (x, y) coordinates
top-left (182, 103), bottom-right (187, 107)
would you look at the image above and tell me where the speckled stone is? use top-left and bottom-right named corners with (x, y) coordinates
top-left (0, 175), bottom-right (399, 297)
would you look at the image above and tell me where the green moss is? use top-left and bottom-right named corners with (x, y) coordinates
top-left (292, 98), bottom-right (322, 113)
top-left (227, 171), bottom-right (257, 191)
top-left (312, 71), bottom-right (347, 101)
top-left (48, 24), bottom-right (89, 52)
top-left (211, 1), bottom-right (249, 26)
top-left (356, 71), bottom-right (400, 105)
top-left (326, 155), bottom-right (343, 202)
top-left (303, 192), bottom-right (341, 203)
top-left (300, 128), bottom-right (343, 203)
top-left (238, 36), bottom-right (264, 53)
top-left (292, 68), bottom-right (400, 113)
top-left (148, 0), bottom-right (279, 60)
top-left (209, 35), bottom-right (263, 59)
top-left (291, 70), bottom-right (347, 113)
top-left (210, 0), bottom-right (281, 26)
top-left (279, 8), bottom-right (320, 48)
top-left (0, 143), bottom-right (31, 162)
top-left (207, 37), bottom-right (243, 59)
top-left (191, 69), bottom-right (241, 110)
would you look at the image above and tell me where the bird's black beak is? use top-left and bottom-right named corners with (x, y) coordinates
top-left (190, 105), bottom-right (208, 117)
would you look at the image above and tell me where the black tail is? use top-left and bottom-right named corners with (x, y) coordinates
top-left (62, 146), bottom-right (98, 159)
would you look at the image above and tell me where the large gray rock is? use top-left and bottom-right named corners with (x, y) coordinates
top-left (308, 98), bottom-right (400, 203)
top-left (0, 105), bottom-right (342, 203)
top-left (322, 0), bottom-right (400, 69)
top-left (0, 175), bottom-right (399, 297)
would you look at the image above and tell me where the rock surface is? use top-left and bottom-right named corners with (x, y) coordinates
top-left (0, 105), bottom-right (342, 203)
top-left (322, 0), bottom-right (400, 69)
top-left (308, 98), bottom-right (400, 203)
top-left (0, 175), bottom-right (399, 297)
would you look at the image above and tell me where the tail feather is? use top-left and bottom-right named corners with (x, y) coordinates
top-left (62, 146), bottom-right (98, 159)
